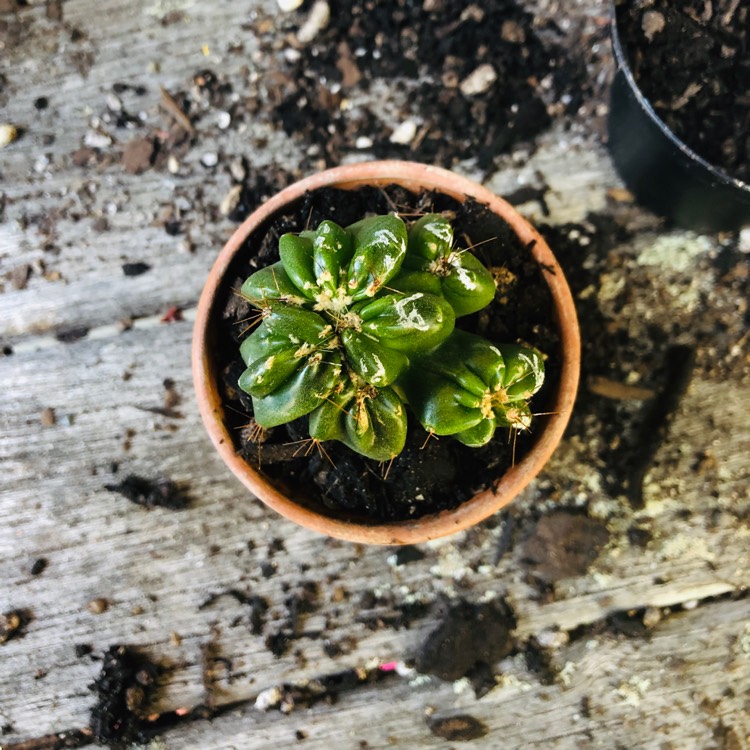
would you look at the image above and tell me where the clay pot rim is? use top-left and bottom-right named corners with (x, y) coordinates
top-left (610, 2), bottom-right (750, 193)
top-left (192, 160), bottom-right (581, 545)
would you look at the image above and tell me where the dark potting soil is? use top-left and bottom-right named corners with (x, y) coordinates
top-left (265, 0), bottom-right (586, 171)
top-left (616, 0), bottom-right (749, 183)
top-left (213, 184), bottom-right (560, 523)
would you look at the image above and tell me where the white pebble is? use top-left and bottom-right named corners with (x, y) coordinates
top-left (34, 154), bottom-right (50, 173)
top-left (297, 1), bottom-right (330, 44)
top-left (83, 129), bottom-right (113, 149)
top-left (459, 63), bottom-right (497, 97)
top-left (255, 685), bottom-right (283, 711)
top-left (739, 227), bottom-right (750, 254)
top-left (355, 136), bottom-right (373, 149)
top-left (106, 94), bottom-right (123, 113)
top-left (536, 629), bottom-right (569, 649)
top-left (277, 0), bottom-right (303, 11)
top-left (167, 154), bottom-right (180, 174)
top-left (216, 111), bottom-right (231, 130)
top-left (201, 152), bottom-right (219, 168)
top-left (389, 120), bottom-right (417, 145)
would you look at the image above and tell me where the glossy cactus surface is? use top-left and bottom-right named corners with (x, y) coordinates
top-left (237, 213), bottom-right (544, 460)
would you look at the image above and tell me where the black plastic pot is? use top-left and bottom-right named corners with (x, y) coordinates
top-left (608, 5), bottom-right (750, 233)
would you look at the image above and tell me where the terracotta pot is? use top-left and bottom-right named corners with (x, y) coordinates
top-left (193, 161), bottom-right (580, 545)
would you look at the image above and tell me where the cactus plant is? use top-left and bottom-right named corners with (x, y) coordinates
top-left (237, 212), bottom-right (545, 461)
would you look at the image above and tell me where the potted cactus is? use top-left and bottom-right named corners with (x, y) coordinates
top-left (193, 161), bottom-right (580, 544)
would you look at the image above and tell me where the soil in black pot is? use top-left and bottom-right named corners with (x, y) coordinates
top-left (616, 0), bottom-right (749, 183)
top-left (213, 185), bottom-right (560, 523)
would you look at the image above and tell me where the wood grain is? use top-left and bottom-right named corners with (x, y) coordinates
top-left (1, 0), bottom-right (748, 748)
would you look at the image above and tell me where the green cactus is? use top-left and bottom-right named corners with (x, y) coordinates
top-left (391, 213), bottom-right (496, 317)
top-left (400, 330), bottom-right (545, 447)
top-left (237, 212), bottom-right (544, 461)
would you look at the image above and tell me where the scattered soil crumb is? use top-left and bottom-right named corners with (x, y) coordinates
top-left (122, 137), bottom-right (156, 174)
top-left (89, 645), bottom-right (160, 746)
top-left (426, 714), bottom-right (489, 741)
top-left (122, 262), bottom-right (151, 277)
top-left (392, 545), bottom-right (426, 566)
top-left (1, 609), bottom-right (30, 644)
top-left (56, 326), bottom-right (89, 343)
top-left (522, 511), bottom-right (610, 583)
top-left (415, 598), bottom-right (515, 681)
top-left (105, 475), bottom-right (189, 510)
top-left (87, 598), bottom-right (109, 615)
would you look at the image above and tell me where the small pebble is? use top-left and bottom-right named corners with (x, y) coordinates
top-left (390, 120), bottom-right (418, 145)
top-left (641, 10), bottom-right (665, 42)
top-left (277, 0), bottom-right (304, 12)
top-left (200, 152), bottom-right (219, 168)
top-left (83, 129), bottom-right (113, 149)
top-left (255, 685), bottom-right (283, 711)
top-left (501, 19), bottom-right (525, 43)
top-left (34, 155), bottom-right (50, 174)
top-left (167, 154), bottom-right (180, 174)
top-left (0, 123), bottom-right (18, 149)
top-left (642, 607), bottom-right (662, 628)
top-left (536, 629), bottom-right (569, 649)
top-left (459, 64), bottom-right (497, 97)
top-left (229, 158), bottom-right (247, 182)
top-left (40, 407), bottom-right (56, 427)
top-left (105, 93), bottom-right (123, 113)
top-left (87, 598), bottom-right (109, 615)
top-left (355, 135), bottom-right (373, 149)
top-left (220, 184), bottom-right (243, 216)
top-left (170, 631), bottom-right (182, 646)
top-left (297, 0), bottom-right (330, 44)
top-left (34, 97), bottom-right (49, 110)
top-left (216, 111), bottom-right (231, 130)
top-left (460, 5), bottom-right (484, 23)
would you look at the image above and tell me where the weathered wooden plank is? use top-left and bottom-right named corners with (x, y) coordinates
top-left (1, 323), bottom-right (748, 744)
top-left (115, 598), bottom-right (750, 750)
top-left (0, 0), bottom-right (616, 345)
top-left (2, 0), bottom-right (748, 747)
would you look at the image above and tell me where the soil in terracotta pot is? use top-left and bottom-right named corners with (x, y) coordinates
top-left (616, 0), bottom-right (749, 183)
top-left (213, 185), bottom-right (560, 523)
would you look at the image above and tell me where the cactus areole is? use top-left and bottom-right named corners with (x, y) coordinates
top-left (237, 213), bottom-right (545, 461)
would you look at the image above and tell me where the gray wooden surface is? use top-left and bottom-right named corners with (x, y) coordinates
top-left (1, 1), bottom-right (749, 749)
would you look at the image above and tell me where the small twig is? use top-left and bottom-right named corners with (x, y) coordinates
top-left (587, 376), bottom-right (656, 401)
top-left (722, 0), bottom-right (740, 26)
top-left (159, 86), bottom-right (196, 135)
